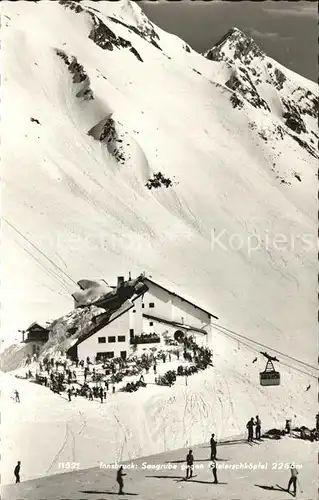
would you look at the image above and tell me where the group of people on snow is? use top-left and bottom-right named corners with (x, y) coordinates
top-left (246, 415), bottom-right (261, 442)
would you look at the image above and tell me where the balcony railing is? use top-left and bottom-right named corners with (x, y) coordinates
top-left (130, 335), bottom-right (160, 345)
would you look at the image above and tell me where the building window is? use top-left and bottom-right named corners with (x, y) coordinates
top-left (108, 336), bottom-right (116, 343)
top-left (118, 335), bottom-right (126, 342)
top-left (98, 337), bottom-right (106, 343)
top-left (133, 310), bottom-right (136, 313)
top-left (149, 322), bottom-right (153, 326)
top-left (142, 303), bottom-right (145, 309)
top-left (149, 302), bottom-right (155, 308)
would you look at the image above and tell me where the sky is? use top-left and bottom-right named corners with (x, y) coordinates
top-left (140, 1), bottom-right (317, 82)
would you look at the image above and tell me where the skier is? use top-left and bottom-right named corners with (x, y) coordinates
top-left (14, 461), bottom-right (21, 483)
top-left (67, 388), bottom-right (72, 402)
top-left (210, 433), bottom-right (217, 460)
top-left (185, 449), bottom-right (194, 479)
top-left (210, 459), bottom-right (218, 484)
top-left (287, 464), bottom-right (299, 497)
top-left (116, 465), bottom-right (126, 495)
top-left (285, 419), bottom-right (292, 434)
top-left (246, 417), bottom-right (254, 442)
top-left (14, 390), bottom-right (20, 403)
top-left (255, 415), bottom-right (261, 440)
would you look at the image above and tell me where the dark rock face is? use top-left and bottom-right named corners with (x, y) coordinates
top-left (282, 98), bottom-right (307, 135)
top-left (59, 0), bottom-right (84, 14)
top-left (290, 88), bottom-right (319, 119)
top-left (108, 16), bottom-right (162, 51)
top-left (287, 133), bottom-right (318, 159)
top-left (225, 70), bottom-right (270, 112)
top-left (145, 172), bottom-right (172, 190)
top-left (88, 14), bottom-right (143, 62)
top-left (88, 117), bottom-right (126, 164)
top-left (230, 93), bottom-right (244, 109)
top-left (55, 49), bottom-right (94, 100)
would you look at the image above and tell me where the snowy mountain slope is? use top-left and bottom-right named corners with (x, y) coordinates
top-left (1, 1), bottom-right (318, 488)
top-left (1, 0), bottom-right (317, 363)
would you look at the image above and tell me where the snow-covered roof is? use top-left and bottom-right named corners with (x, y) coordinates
top-left (144, 278), bottom-right (218, 320)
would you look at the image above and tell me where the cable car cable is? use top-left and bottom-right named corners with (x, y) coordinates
top-left (211, 321), bottom-right (318, 372)
top-left (16, 241), bottom-right (72, 295)
top-left (2, 217), bottom-right (78, 287)
top-left (212, 324), bottom-right (317, 379)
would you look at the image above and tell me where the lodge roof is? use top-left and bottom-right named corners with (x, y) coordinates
top-left (144, 278), bottom-right (218, 320)
top-left (143, 313), bottom-right (208, 335)
top-left (69, 288), bottom-right (146, 349)
top-left (26, 322), bottom-right (50, 333)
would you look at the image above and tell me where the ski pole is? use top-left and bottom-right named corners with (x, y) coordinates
top-left (297, 478), bottom-right (303, 493)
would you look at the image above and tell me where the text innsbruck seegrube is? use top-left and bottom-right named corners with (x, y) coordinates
top-left (98, 461), bottom-right (303, 471)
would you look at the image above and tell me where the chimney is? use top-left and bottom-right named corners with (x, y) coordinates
top-left (117, 276), bottom-right (124, 287)
top-left (129, 271), bottom-right (131, 280)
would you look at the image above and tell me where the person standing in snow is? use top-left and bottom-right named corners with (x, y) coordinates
top-left (14, 461), bottom-right (21, 483)
top-left (67, 388), bottom-right (72, 402)
top-left (116, 465), bottom-right (126, 495)
top-left (287, 464), bottom-right (299, 497)
top-left (99, 387), bottom-right (104, 403)
top-left (185, 450), bottom-right (194, 479)
top-left (14, 390), bottom-right (20, 403)
top-left (255, 415), bottom-right (261, 440)
top-left (210, 459), bottom-right (218, 484)
top-left (246, 418), bottom-right (254, 442)
top-left (210, 433), bottom-right (217, 460)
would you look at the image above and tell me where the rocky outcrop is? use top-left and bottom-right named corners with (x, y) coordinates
top-left (108, 15), bottom-right (162, 51)
top-left (225, 69), bottom-right (270, 111)
top-left (88, 13), bottom-right (143, 62)
top-left (88, 116), bottom-right (126, 164)
top-left (55, 49), bottom-right (94, 100)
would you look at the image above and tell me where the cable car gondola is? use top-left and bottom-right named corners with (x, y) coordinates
top-left (260, 352), bottom-right (280, 386)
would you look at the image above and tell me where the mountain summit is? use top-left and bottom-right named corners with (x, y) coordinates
top-left (205, 27), bottom-right (265, 65)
